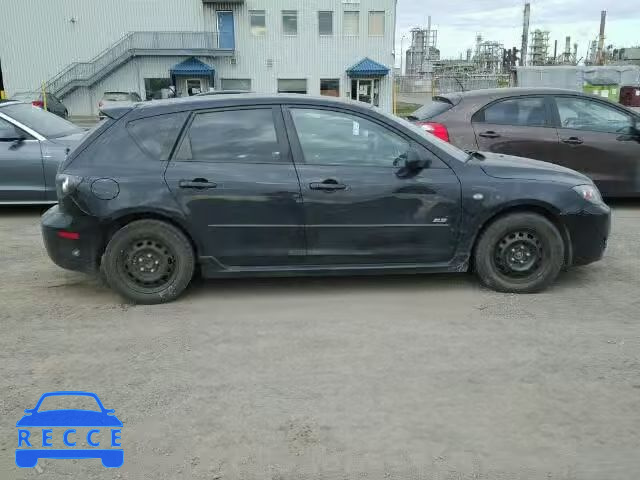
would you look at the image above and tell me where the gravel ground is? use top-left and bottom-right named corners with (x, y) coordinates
top-left (1, 204), bottom-right (639, 480)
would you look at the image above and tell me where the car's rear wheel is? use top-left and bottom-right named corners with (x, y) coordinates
top-left (102, 220), bottom-right (195, 304)
top-left (474, 212), bottom-right (564, 293)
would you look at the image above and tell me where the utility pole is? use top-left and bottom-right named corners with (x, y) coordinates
top-left (520, 3), bottom-right (530, 66)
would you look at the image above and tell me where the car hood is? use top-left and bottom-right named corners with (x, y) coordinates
top-left (16, 410), bottom-right (123, 427)
top-left (474, 151), bottom-right (591, 185)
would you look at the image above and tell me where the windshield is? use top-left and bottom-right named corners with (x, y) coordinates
top-left (391, 114), bottom-right (469, 162)
top-left (2, 103), bottom-right (81, 138)
top-left (103, 92), bottom-right (131, 101)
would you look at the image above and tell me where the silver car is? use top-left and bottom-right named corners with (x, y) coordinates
top-left (0, 101), bottom-right (85, 204)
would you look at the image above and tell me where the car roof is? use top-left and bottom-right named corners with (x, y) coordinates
top-left (440, 87), bottom-right (610, 105)
top-left (0, 100), bottom-right (22, 108)
top-left (108, 93), bottom-right (377, 120)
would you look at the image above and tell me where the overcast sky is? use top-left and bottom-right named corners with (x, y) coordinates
top-left (395, 0), bottom-right (640, 67)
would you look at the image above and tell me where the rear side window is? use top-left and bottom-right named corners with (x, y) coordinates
top-left (127, 112), bottom-right (188, 160)
top-left (408, 98), bottom-right (453, 120)
top-left (475, 97), bottom-right (548, 127)
top-left (175, 108), bottom-right (282, 163)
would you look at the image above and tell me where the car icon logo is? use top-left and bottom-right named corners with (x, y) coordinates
top-left (16, 391), bottom-right (123, 468)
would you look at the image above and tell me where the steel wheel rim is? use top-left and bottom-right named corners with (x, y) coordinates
top-left (120, 238), bottom-right (177, 292)
top-left (493, 230), bottom-right (543, 279)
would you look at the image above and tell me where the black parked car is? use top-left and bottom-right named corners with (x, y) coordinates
top-left (42, 94), bottom-right (610, 304)
top-left (11, 91), bottom-right (70, 119)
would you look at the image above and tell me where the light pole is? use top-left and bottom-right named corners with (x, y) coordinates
top-left (400, 34), bottom-right (407, 75)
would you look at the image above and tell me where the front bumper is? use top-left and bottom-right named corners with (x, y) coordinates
top-left (41, 205), bottom-right (103, 274)
top-left (562, 202), bottom-right (611, 266)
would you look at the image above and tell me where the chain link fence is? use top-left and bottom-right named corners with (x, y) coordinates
top-left (396, 73), bottom-right (513, 97)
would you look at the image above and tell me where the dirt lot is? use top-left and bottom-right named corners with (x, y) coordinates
top-left (1, 204), bottom-right (639, 480)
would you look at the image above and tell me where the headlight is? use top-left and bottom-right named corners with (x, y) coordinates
top-left (572, 184), bottom-right (603, 204)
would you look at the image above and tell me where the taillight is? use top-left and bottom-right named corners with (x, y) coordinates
top-left (98, 101), bottom-right (103, 107)
top-left (56, 174), bottom-right (83, 198)
top-left (32, 100), bottom-right (44, 108)
top-left (418, 122), bottom-right (450, 142)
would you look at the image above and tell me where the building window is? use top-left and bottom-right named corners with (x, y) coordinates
top-left (343, 11), bottom-right (360, 35)
top-left (250, 10), bottom-right (266, 36)
top-left (320, 79), bottom-right (340, 97)
top-left (144, 78), bottom-right (171, 100)
top-left (282, 10), bottom-right (297, 35)
top-left (221, 78), bottom-right (252, 91)
top-left (368, 11), bottom-right (385, 36)
top-left (278, 79), bottom-right (307, 94)
top-left (318, 11), bottom-right (333, 36)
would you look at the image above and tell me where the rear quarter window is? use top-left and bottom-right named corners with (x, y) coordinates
top-left (127, 112), bottom-right (188, 160)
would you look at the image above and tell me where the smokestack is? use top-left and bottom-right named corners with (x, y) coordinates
top-left (521, 3), bottom-right (530, 66)
top-left (573, 43), bottom-right (578, 62)
top-left (597, 10), bottom-right (606, 65)
top-left (554, 40), bottom-right (558, 63)
top-left (565, 36), bottom-right (571, 55)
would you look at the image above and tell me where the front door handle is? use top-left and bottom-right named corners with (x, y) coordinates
top-left (310, 179), bottom-right (347, 191)
top-left (178, 178), bottom-right (217, 189)
top-left (561, 137), bottom-right (584, 145)
top-left (479, 131), bottom-right (500, 139)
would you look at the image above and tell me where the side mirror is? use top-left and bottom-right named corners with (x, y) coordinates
top-left (405, 148), bottom-right (431, 171)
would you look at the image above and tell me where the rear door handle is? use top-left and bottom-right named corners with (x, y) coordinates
top-left (479, 131), bottom-right (500, 139)
top-left (561, 137), bottom-right (584, 145)
top-left (310, 180), bottom-right (347, 191)
top-left (178, 178), bottom-right (217, 189)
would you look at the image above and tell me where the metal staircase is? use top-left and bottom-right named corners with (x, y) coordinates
top-left (47, 31), bottom-right (232, 97)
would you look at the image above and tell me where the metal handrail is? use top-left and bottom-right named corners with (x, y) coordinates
top-left (47, 31), bottom-right (220, 95)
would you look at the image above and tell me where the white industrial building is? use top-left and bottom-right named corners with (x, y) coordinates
top-left (0, 0), bottom-right (397, 116)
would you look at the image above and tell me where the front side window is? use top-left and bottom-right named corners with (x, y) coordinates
top-left (289, 108), bottom-right (410, 167)
top-left (176, 109), bottom-right (280, 163)
top-left (282, 10), bottom-right (297, 35)
top-left (555, 96), bottom-right (634, 134)
top-left (478, 97), bottom-right (548, 127)
top-left (368, 11), bottom-right (385, 36)
top-left (343, 11), bottom-right (360, 35)
top-left (318, 11), bottom-right (333, 36)
top-left (250, 10), bottom-right (266, 36)
top-left (278, 79), bottom-right (307, 94)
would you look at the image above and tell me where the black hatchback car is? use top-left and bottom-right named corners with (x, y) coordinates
top-left (42, 94), bottom-right (610, 304)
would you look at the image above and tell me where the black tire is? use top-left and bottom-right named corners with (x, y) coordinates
top-left (474, 213), bottom-right (564, 293)
top-left (102, 220), bottom-right (195, 304)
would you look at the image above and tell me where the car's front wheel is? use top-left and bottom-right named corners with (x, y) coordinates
top-left (474, 212), bottom-right (565, 293)
top-left (102, 219), bottom-right (195, 304)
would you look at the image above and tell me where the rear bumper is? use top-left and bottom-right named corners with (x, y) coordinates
top-left (562, 202), bottom-right (611, 266)
top-left (41, 205), bottom-right (103, 274)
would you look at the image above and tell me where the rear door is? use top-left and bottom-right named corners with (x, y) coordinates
top-left (550, 95), bottom-right (640, 196)
top-left (164, 106), bottom-right (305, 267)
top-left (0, 116), bottom-right (44, 202)
top-left (472, 95), bottom-right (560, 162)
top-left (284, 105), bottom-right (462, 266)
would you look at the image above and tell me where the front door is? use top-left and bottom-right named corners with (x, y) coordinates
top-left (472, 95), bottom-right (559, 162)
top-left (217, 11), bottom-right (235, 49)
top-left (0, 117), bottom-right (44, 203)
top-left (164, 106), bottom-right (305, 267)
top-left (550, 95), bottom-right (640, 196)
top-left (284, 106), bottom-right (461, 266)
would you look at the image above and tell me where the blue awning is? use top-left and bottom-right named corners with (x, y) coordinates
top-left (170, 57), bottom-right (215, 77)
top-left (347, 57), bottom-right (390, 78)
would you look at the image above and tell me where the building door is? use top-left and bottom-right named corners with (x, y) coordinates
top-left (350, 79), bottom-right (380, 106)
top-left (186, 79), bottom-right (203, 96)
top-left (217, 11), bottom-right (235, 49)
